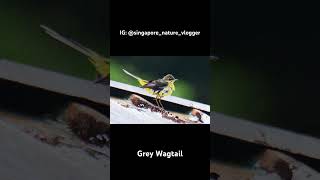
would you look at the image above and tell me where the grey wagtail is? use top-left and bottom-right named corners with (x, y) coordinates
top-left (123, 69), bottom-right (178, 108)
top-left (40, 25), bottom-right (109, 84)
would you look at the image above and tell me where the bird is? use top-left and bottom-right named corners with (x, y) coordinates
top-left (122, 69), bottom-right (178, 108)
top-left (40, 25), bottom-right (109, 85)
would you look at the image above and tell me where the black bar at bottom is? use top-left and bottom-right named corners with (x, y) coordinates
top-left (110, 124), bottom-right (210, 179)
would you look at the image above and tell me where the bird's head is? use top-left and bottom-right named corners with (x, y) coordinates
top-left (163, 74), bottom-right (178, 83)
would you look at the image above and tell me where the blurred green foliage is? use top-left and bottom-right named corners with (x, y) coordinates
top-left (211, 0), bottom-right (320, 137)
top-left (0, 0), bottom-right (107, 80)
top-left (211, 55), bottom-right (320, 137)
top-left (111, 56), bottom-right (209, 104)
top-left (211, 58), bottom-right (274, 123)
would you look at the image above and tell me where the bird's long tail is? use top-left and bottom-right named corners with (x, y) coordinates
top-left (122, 69), bottom-right (142, 80)
top-left (122, 69), bottom-right (148, 86)
top-left (40, 25), bottom-right (103, 59)
top-left (41, 25), bottom-right (109, 77)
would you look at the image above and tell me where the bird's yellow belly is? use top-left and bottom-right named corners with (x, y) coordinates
top-left (159, 86), bottom-right (173, 97)
top-left (142, 86), bottom-right (173, 97)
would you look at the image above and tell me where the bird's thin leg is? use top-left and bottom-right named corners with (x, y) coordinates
top-left (156, 99), bottom-right (160, 107)
top-left (159, 99), bottom-right (164, 109)
top-left (154, 95), bottom-right (160, 107)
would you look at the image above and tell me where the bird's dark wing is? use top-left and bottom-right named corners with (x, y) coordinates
top-left (141, 79), bottom-right (168, 91)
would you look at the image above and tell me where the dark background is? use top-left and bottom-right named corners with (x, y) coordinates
top-left (212, 1), bottom-right (320, 137)
top-left (111, 125), bottom-right (210, 180)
